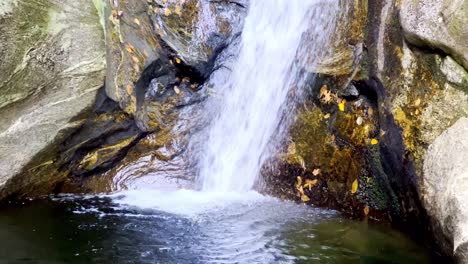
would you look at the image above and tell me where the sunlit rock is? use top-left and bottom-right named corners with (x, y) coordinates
top-left (423, 118), bottom-right (468, 262)
top-left (0, 0), bottom-right (106, 198)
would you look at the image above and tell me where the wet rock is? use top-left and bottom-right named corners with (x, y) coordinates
top-left (79, 99), bottom-right (205, 193)
top-left (306, 0), bottom-right (367, 85)
top-left (101, 0), bottom-right (162, 115)
top-left (101, 0), bottom-right (246, 132)
top-left (0, 0), bottom-right (106, 197)
top-left (150, 0), bottom-right (246, 76)
top-left (423, 118), bottom-right (468, 261)
top-left (265, 2), bottom-right (468, 261)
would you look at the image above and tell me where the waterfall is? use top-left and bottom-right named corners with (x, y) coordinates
top-left (199, 0), bottom-right (339, 192)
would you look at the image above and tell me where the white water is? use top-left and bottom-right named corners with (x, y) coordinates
top-left (199, 0), bottom-right (339, 192)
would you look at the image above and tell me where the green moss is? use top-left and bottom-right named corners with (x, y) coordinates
top-left (290, 107), bottom-right (364, 183)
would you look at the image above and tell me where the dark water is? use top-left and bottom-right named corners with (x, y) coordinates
top-left (0, 191), bottom-right (438, 264)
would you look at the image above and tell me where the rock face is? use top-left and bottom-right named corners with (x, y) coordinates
top-left (262, 0), bottom-right (468, 261)
top-left (401, 0), bottom-right (468, 70)
top-left (423, 118), bottom-right (468, 262)
top-left (0, 0), bottom-right (106, 196)
top-left (0, 0), bottom-right (247, 197)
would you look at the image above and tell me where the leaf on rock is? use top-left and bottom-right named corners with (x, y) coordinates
top-left (312, 168), bottom-right (321, 176)
top-left (363, 206), bottom-right (370, 216)
top-left (319, 85), bottom-right (334, 104)
top-left (296, 176), bottom-right (302, 190)
top-left (304, 179), bottom-right (318, 191)
top-left (175, 5), bottom-right (182, 16)
top-left (301, 194), bottom-right (310, 202)
top-left (338, 99), bottom-right (346, 112)
top-left (356, 116), bottom-right (363, 125)
top-left (351, 179), bottom-right (358, 194)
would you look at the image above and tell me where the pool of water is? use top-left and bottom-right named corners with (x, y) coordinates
top-left (0, 190), bottom-right (438, 264)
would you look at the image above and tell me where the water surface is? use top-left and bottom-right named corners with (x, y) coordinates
top-left (0, 190), bottom-right (436, 264)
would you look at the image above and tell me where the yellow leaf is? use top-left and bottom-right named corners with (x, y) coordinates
top-left (414, 98), bottom-right (421, 107)
top-left (125, 44), bottom-right (135, 53)
top-left (296, 176), bottom-right (302, 190)
top-left (370, 138), bottom-right (379, 145)
top-left (304, 179), bottom-right (318, 191)
top-left (164, 8), bottom-right (172, 16)
top-left (338, 99), bottom-right (346, 112)
top-left (363, 206), bottom-right (370, 216)
top-left (126, 84), bottom-right (133, 95)
top-left (351, 179), bottom-right (359, 194)
top-left (133, 18), bottom-right (140, 26)
top-left (301, 194), bottom-right (310, 202)
top-left (175, 57), bottom-right (181, 64)
top-left (174, 86), bottom-right (180, 94)
top-left (131, 56), bottom-right (140, 64)
top-left (323, 113), bottom-right (331, 119)
top-left (175, 5), bottom-right (182, 16)
top-left (312, 168), bottom-right (321, 176)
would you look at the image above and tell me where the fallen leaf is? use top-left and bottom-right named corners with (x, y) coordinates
top-left (312, 168), bottom-right (321, 176)
top-left (338, 99), bottom-right (346, 112)
top-left (363, 206), bottom-right (370, 216)
top-left (175, 5), bottom-right (182, 16)
top-left (164, 8), bottom-right (172, 16)
top-left (356, 116), bottom-right (363, 125)
top-left (319, 85), bottom-right (334, 104)
top-left (126, 84), bottom-right (133, 95)
top-left (323, 113), bottom-right (331, 119)
top-left (131, 56), bottom-right (140, 64)
top-left (301, 194), bottom-right (310, 202)
top-left (174, 86), bottom-right (180, 94)
top-left (370, 138), bottom-right (379, 145)
top-left (175, 57), bottom-right (181, 64)
top-left (351, 179), bottom-right (359, 194)
top-left (414, 98), bottom-right (421, 107)
top-left (304, 179), bottom-right (318, 191)
top-left (125, 44), bottom-right (135, 53)
top-left (133, 18), bottom-right (140, 26)
top-left (296, 176), bottom-right (302, 190)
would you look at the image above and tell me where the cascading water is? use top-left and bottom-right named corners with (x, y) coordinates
top-left (199, 0), bottom-right (340, 192)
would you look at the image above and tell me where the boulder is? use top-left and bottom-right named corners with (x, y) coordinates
top-left (400, 0), bottom-right (468, 70)
top-left (423, 118), bottom-right (468, 262)
top-left (0, 0), bottom-right (106, 197)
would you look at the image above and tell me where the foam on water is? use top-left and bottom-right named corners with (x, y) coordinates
top-left (110, 189), bottom-right (270, 216)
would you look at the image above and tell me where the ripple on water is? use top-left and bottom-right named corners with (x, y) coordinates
top-left (0, 190), bottom-right (436, 264)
